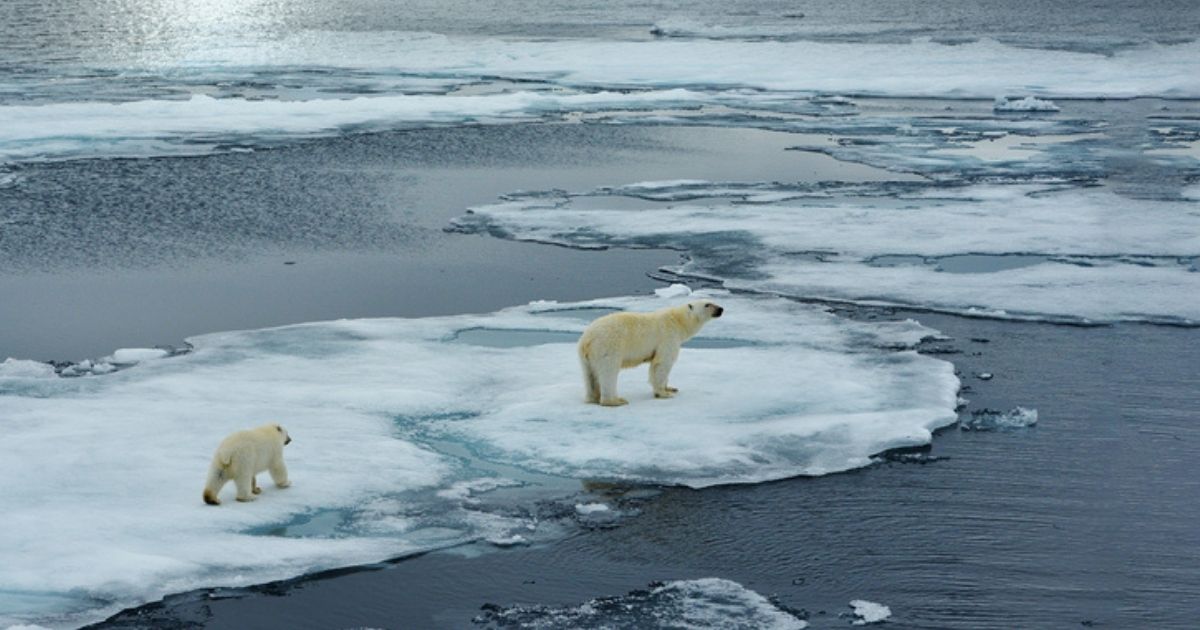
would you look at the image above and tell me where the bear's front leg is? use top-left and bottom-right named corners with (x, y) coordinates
top-left (650, 348), bottom-right (679, 398)
top-left (270, 459), bottom-right (291, 488)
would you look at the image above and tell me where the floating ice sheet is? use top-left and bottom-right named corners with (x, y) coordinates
top-left (456, 183), bottom-right (1200, 324)
top-left (0, 290), bottom-right (956, 628)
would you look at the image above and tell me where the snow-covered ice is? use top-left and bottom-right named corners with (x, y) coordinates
top-left (0, 290), bottom-right (957, 628)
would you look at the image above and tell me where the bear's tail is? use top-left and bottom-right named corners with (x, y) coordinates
top-left (203, 457), bottom-right (229, 505)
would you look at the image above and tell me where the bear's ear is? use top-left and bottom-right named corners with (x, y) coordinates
top-left (276, 425), bottom-right (283, 433)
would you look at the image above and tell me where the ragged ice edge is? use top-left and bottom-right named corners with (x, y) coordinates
top-left (0, 288), bottom-right (957, 628)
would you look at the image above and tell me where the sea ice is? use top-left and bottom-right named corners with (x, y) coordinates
top-left (474, 578), bottom-right (808, 629)
top-left (0, 289), bottom-right (957, 628)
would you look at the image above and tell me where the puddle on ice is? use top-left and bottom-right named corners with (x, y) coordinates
top-left (0, 288), bottom-right (958, 628)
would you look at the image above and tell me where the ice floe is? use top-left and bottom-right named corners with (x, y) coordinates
top-left (474, 578), bottom-right (808, 629)
top-left (455, 183), bottom-right (1200, 324)
top-left (849, 599), bottom-right (893, 625)
top-left (0, 289), bottom-right (956, 628)
top-left (994, 96), bottom-right (1061, 112)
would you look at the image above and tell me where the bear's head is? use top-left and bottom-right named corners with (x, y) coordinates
top-left (686, 300), bottom-right (724, 322)
top-left (269, 423), bottom-right (292, 446)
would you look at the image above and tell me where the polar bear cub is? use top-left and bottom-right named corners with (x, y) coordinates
top-left (578, 299), bottom-right (724, 406)
top-left (203, 423), bottom-right (292, 505)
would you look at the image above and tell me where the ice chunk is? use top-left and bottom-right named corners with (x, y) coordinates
top-left (106, 348), bottom-right (170, 364)
top-left (994, 96), bottom-right (1061, 112)
top-left (0, 359), bottom-right (57, 380)
top-left (0, 291), bottom-right (956, 627)
top-left (654, 283), bottom-right (693, 298)
top-left (849, 599), bottom-right (892, 625)
top-left (575, 502), bottom-right (611, 514)
top-left (475, 578), bottom-right (808, 629)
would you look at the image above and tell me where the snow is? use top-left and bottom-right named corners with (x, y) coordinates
top-left (994, 96), bottom-right (1061, 112)
top-left (457, 183), bottom-right (1200, 324)
top-left (849, 599), bottom-right (892, 624)
top-left (0, 290), bottom-right (957, 628)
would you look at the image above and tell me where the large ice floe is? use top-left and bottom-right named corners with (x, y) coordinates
top-left (0, 287), bottom-right (957, 628)
top-left (454, 183), bottom-right (1200, 325)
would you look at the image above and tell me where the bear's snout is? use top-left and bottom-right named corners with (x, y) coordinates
top-left (285, 436), bottom-right (292, 445)
top-left (712, 306), bottom-right (724, 318)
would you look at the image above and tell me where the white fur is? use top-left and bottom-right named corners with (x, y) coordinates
top-left (578, 299), bottom-right (724, 406)
top-left (203, 423), bottom-right (291, 505)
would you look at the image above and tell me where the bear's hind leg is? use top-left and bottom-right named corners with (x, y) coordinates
top-left (270, 459), bottom-right (290, 489)
top-left (234, 470), bottom-right (256, 502)
top-left (596, 358), bottom-right (627, 407)
top-left (252, 476), bottom-right (262, 495)
top-left (581, 357), bottom-right (600, 404)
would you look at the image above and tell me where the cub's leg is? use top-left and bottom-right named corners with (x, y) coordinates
top-left (234, 469), bottom-right (256, 502)
top-left (270, 459), bottom-right (291, 488)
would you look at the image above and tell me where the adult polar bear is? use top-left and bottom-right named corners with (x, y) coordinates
top-left (203, 423), bottom-right (292, 505)
top-left (578, 299), bottom-right (724, 406)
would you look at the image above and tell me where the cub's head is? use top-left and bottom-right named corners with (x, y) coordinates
top-left (268, 422), bottom-right (292, 446)
top-left (686, 300), bottom-right (724, 322)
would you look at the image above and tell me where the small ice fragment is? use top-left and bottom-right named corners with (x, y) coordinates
top-left (654, 283), bottom-right (693, 298)
top-left (849, 599), bottom-right (892, 625)
top-left (575, 502), bottom-right (610, 515)
top-left (108, 348), bottom-right (169, 364)
top-left (90, 362), bottom-right (117, 374)
top-left (993, 96), bottom-right (1060, 112)
top-left (975, 372), bottom-right (993, 380)
top-left (0, 358), bottom-right (58, 379)
top-left (962, 407), bottom-right (1038, 431)
top-left (488, 534), bottom-right (528, 547)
